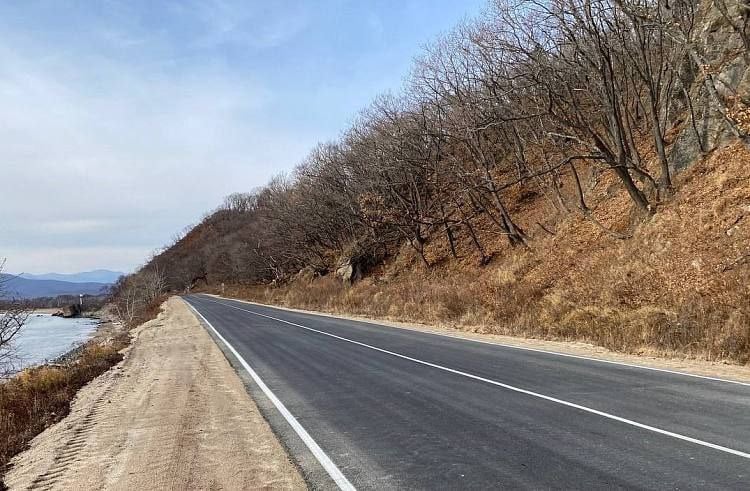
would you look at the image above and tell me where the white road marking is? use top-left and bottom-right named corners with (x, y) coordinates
top-left (216, 295), bottom-right (750, 388)
top-left (200, 296), bottom-right (750, 461)
top-left (184, 300), bottom-right (356, 491)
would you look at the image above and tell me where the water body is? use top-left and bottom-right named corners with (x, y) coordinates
top-left (13, 314), bottom-right (98, 369)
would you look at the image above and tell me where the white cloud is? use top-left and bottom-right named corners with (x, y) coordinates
top-left (0, 4), bottom-right (317, 274)
top-left (0, 0), bottom-right (482, 275)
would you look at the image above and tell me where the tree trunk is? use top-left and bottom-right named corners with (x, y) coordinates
top-left (613, 165), bottom-right (653, 215)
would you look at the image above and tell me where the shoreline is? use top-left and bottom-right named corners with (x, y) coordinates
top-left (12, 311), bottom-right (109, 374)
top-left (5, 297), bottom-right (305, 490)
top-left (28, 308), bottom-right (62, 315)
top-left (48, 310), bottom-right (124, 366)
top-left (0, 310), bottom-right (128, 481)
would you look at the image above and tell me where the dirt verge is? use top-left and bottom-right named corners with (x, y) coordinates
top-left (5, 296), bottom-right (304, 490)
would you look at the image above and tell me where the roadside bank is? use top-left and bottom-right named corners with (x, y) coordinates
top-left (4, 297), bottom-right (304, 490)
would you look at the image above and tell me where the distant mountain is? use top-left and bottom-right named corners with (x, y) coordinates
top-left (0, 274), bottom-right (110, 300)
top-left (18, 269), bottom-right (124, 284)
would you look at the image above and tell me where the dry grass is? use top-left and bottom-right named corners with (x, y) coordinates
top-left (0, 296), bottom-right (166, 485)
top-left (0, 337), bottom-right (128, 476)
top-left (127, 294), bottom-right (169, 329)
top-left (215, 141), bottom-right (750, 365)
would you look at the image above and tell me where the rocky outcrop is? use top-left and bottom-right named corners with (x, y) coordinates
top-left (335, 258), bottom-right (363, 285)
top-left (52, 304), bottom-right (82, 318)
top-left (334, 244), bottom-right (386, 284)
top-left (670, 0), bottom-right (750, 170)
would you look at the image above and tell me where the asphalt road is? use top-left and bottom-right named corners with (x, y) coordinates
top-left (184, 294), bottom-right (750, 490)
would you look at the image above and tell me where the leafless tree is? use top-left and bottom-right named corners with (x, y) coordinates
top-left (111, 264), bottom-right (167, 326)
top-left (124, 0), bottom-right (748, 287)
top-left (0, 260), bottom-right (30, 377)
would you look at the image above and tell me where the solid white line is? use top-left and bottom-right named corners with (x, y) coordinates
top-left (184, 299), bottom-right (356, 491)
top-left (215, 295), bottom-right (750, 388)
top-left (203, 296), bottom-right (750, 461)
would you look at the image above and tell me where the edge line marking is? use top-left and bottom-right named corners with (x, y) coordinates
top-left (184, 298), bottom-right (356, 491)
top-left (210, 295), bottom-right (750, 388)
top-left (202, 296), bottom-right (750, 461)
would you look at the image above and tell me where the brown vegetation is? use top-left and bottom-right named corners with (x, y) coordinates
top-left (217, 141), bottom-right (750, 364)
top-left (0, 338), bottom-right (127, 477)
top-left (0, 262), bottom-right (31, 378)
top-left (125, 0), bottom-right (749, 364)
top-left (0, 284), bottom-right (166, 483)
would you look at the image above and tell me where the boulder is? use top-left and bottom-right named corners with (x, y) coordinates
top-left (53, 304), bottom-right (82, 318)
top-left (335, 257), bottom-right (366, 285)
top-left (334, 242), bottom-right (387, 285)
top-left (335, 259), bottom-right (355, 284)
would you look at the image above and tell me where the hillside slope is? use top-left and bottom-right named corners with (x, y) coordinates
top-left (121, 0), bottom-right (750, 364)
top-left (231, 140), bottom-right (750, 363)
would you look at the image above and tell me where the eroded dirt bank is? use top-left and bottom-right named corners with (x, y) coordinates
top-left (5, 297), bottom-right (305, 490)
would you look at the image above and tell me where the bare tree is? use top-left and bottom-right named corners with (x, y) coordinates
top-left (0, 260), bottom-right (30, 377)
top-left (122, 0), bottom-right (750, 288)
top-left (111, 264), bottom-right (167, 326)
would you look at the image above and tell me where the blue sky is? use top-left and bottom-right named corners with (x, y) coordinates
top-left (0, 0), bottom-right (486, 274)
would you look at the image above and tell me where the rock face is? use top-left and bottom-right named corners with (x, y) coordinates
top-left (334, 249), bottom-right (376, 285)
top-left (335, 258), bottom-right (360, 284)
top-left (332, 242), bottom-right (389, 285)
top-left (670, 1), bottom-right (750, 171)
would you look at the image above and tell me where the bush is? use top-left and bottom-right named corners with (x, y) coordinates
top-left (0, 336), bottom-right (128, 479)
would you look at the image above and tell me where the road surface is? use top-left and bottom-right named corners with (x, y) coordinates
top-left (184, 294), bottom-right (750, 490)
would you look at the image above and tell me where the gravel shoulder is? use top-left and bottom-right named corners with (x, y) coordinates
top-left (5, 296), bottom-right (305, 490)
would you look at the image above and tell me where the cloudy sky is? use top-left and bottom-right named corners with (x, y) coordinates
top-left (0, 0), bottom-right (485, 275)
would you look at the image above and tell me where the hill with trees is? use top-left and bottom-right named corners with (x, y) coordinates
top-left (117, 0), bottom-right (750, 363)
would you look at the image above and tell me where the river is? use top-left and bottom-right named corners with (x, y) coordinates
top-left (12, 313), bottom-right (98, 369)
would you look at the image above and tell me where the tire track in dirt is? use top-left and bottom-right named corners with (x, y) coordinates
top-left (6, 298), bottom-right (305, 491)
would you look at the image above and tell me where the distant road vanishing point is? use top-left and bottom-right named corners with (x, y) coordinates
top-left (185, 294), bottom-right (750, 490)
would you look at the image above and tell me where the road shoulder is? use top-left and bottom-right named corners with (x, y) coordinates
top-left (5, 296), bottom-right (305, 491)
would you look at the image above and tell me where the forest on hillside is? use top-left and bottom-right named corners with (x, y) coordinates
top-left (115, 0), bottom-right (750, 361)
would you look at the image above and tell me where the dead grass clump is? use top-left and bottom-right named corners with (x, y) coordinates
top-left (555, 306), bottom-right (620, 347)
top-left (527, 298), bottom-right (749, 363)
top-left (718, 310), bottom-right (750, 363)
top-left (432, 288), bottom-right (469, 322)
top-left (340, 281), bottom-right (391, 317)
top-left (675, 296), bottom-right (750, 363)
top-left (280, 275), bottom-right (345, 310)
top-left (624, 307), bottom-right (681, 351)
top-left (0, 336), bottom-right (128, 476)
top-left (130, 295), bottom-right (168, 329)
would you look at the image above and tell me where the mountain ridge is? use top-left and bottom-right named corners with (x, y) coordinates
top-left (0, 274), bottom-right (110, 300)
top-left (16, 270), bottom-right (123, 284)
